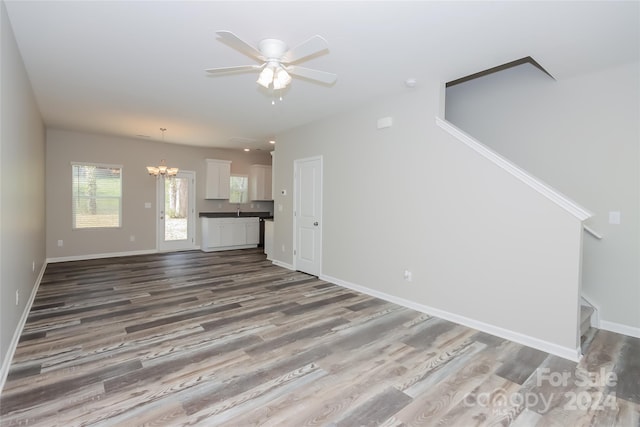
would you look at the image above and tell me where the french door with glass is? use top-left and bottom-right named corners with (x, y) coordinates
top-left (157, 170), bottom-right (196, 251)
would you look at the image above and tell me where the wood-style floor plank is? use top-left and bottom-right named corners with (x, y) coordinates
top-left (1, 248), bottom-right (638, 426)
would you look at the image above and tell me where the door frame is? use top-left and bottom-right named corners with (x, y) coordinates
top-left (293, 155), bottom-right (323, 275)
top-left (156, 170), bottom-right (196, 252)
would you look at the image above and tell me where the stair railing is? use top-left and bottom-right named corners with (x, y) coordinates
top-left (583, 225), bottom-right (603, 240)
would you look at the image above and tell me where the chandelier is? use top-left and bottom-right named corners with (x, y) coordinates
top-left (146, 159), bottom-right (178, 177)
top-left (146, 128), bottom-right (179, 177)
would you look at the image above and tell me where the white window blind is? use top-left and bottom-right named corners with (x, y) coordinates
top-left (72, 163), bottom-right (122, 229)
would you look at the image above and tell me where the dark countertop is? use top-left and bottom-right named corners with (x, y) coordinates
top-left (199, 211), bottom-right (273, 219)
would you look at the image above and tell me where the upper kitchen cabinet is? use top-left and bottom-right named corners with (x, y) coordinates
top-left (205, 159), bottom-right (231, 199)
top-left (249, 164), bottom-right (272, 201)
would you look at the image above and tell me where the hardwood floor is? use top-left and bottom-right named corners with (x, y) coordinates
top-left (1, 249), bottom-right (639, 426)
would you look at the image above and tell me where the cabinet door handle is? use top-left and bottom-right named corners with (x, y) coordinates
top-left (313, 221), bottom-right (319, 226)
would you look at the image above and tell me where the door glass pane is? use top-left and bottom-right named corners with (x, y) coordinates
top-left (164, 177), bottom-right (188, 241)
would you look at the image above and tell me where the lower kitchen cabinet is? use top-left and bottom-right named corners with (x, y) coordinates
top-left (201, 217), bottom-right (260, 252)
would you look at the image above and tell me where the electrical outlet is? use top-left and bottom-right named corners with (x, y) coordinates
top-left (57, 240), bottom-right (63, 247)
top-left (281, 244), bottom-right (286, 253)
top-left (403, 270), bottom-right (413, 282)
top-left (15, 290), bottom-right (19, 306)
top-left (130, 235), bottom-right (135, 242)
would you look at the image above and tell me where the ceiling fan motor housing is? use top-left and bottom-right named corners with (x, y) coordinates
top-left (258, 39), bottom-right (288, 61)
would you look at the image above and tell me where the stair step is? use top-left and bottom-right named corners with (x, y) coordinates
top-left (580, 305), bottom-right (594, 337)
top-left (581, 327), bottom-right (597, 355)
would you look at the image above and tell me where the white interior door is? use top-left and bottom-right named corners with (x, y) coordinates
top-left (294, 156), bottom-right (322, 276)
top-left (157, 170), bottom-right (196, 251)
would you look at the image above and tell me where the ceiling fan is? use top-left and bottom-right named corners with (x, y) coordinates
top-left (206, 31), bottom-right (337, 90)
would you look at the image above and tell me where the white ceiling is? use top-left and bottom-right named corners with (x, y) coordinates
top-left (5, 1), bottom-right (639, 151)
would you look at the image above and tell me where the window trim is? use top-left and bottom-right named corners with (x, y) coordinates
top-left (71, 162), bottom-right (123, 229)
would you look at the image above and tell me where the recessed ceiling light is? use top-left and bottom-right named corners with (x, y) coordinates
top-left (244, 148), bottom-right (250, 152)
top-left (269, 140), bottom-right (276, 144)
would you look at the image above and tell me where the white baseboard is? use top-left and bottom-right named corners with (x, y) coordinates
top-left (271, 259), bottom-right (295, 270)
top-left (600, 320), bottom-right (640, 339)
top-left (46, 249), bottom-right (158, 263)
top-left (0, 262), bottom-right (47, 394)
top-left (580, 292), bottom-right (639, 338)
top-left (321, 274), bottom-right (581, 362)
top-left (201, 244), bottom-right (258, 253)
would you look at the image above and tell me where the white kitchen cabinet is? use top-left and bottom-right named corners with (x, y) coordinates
top-left (246, 220), bottom-right (260, 245)
top-left (205, 159), bottom-right (231, 199)
top-left (201, 217), bottom-right (259, 252)
top-left (249, 164), bottom-right (272, 201)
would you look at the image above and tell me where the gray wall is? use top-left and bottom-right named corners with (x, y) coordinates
top-left (46, 129), bottom-right (272, 259)
top-left (446, 61), bottom-right (640, 330)
top-left (0, 1), bottom-right (46, 382)
top-left (273, 82), bottom-right (586, 356)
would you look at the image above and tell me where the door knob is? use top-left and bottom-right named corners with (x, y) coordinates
top-left (313, 221), bottom-right (319, 226)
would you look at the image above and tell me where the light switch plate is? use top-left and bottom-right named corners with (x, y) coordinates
top-left (609, 211), bottom-right (621, 225)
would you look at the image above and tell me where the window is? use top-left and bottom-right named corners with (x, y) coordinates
top-left (229, 175), bottom-right (248, 203)
top-left (72, 163), bottom-right (122, 229)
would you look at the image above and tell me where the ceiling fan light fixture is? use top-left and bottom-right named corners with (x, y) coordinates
top-left (209, 31), bottom-right (337, 91)
top-left (273, 67), bottom-right (292, 90)
top-left (257, 66), bottom-right (274, 88)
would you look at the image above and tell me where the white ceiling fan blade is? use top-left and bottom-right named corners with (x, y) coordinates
top-left (287, 66), bottom-right (337, 85)
top-left (281, 35), bottom-right (329, 64)
top-left (205, 65), bottom-right (263, 74)
top-left (216, 30), bottom-right (265, 61)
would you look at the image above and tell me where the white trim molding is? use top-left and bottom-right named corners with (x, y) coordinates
top-left (581, 291), bottom-right (640, 338)
top-left (321, 273), bottom-right (582, 362)
top-left (600, 320), bottom-right (640, 339)
top-left (47, 249), bottom-right (158, 264)
top-left (435, 117), bottom-right (592, 222)
top-left (0, 263), bottom-right (47, 394)
top-left (271, 259), bottom-right (294, 271)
